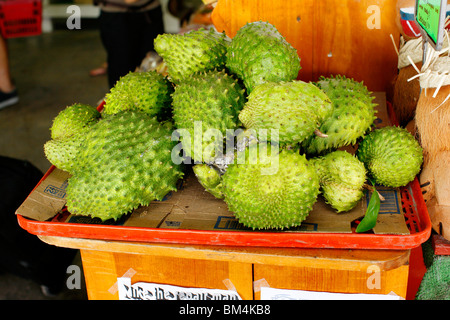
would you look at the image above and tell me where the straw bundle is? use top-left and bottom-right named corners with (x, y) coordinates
top-left (409, 26), bottom-right (450, 165)
top-left (408, 20), bottom-right (450, 240)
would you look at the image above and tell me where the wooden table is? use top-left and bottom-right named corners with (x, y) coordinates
top-left (39, 235), bottom-right (410, 300)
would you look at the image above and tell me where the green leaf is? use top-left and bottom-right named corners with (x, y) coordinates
top-left (356, 179), bottom-right (381, 233)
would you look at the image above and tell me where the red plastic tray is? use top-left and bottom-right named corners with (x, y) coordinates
top-left (17, 175), bottom-right (431, 249)
top-left (16, 102), bottom-right (432, 249)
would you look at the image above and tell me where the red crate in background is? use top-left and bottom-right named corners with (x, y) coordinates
top-left (0, 0), bottom-right (42, 39)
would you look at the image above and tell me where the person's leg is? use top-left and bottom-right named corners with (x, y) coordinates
top-left (99, 11), bottom-right (136, 88)
top-left (140, 5), bottom-right (165, 55)
top-left (129, 6), bottom-right (165, 70)
top-left (0, 35), bottom-right (14, 92)
top-left (0, 35), bottom-right (18, 109)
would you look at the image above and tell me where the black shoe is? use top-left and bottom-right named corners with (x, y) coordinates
top-left (40, 285), bottom-right (60, 298)
top-left (0, 89), bottom-right (19, 110)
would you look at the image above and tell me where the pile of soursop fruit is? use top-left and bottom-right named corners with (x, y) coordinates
top-left (44, 21), bottom-right (424, 230)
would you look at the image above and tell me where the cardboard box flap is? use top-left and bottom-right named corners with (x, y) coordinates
top-left (16, 167), bottom-right (70, 221)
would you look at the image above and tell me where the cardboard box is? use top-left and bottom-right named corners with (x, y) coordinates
top-left (16, 92), bottom-right (411, 239)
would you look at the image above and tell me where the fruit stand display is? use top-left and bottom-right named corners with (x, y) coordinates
top-left (16, 0), bottom-right (436, 300)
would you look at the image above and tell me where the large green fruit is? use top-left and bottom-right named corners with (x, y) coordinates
top-left (50, 103), bottom-right (100, 140)
top-left (66, 111), bottom-right (184, 221)
top-left (238, 80), bottom-right (333, 145)
top-left (357, 126), bottom-right (423, 188)
top-left (172, 69), bottom-right (246, 163)
top-left (312, 150), bottom-right (366, 212)
top-left (314, 75), bottom-right (374, 105)
top-left (154, 28), bottom-right (228, 83)
top-left (222, 144), bottom-right (320, 229)
top-left (44, 134), bottom-right (83, 174)
top-left (226, 21), bottom-right (301, 93)
top-left (103, 70), bottom-right (173, 121)
top-left (45, 103), bottom-right (100, 172)
top-left (304, 76), bottom-right (377, 155)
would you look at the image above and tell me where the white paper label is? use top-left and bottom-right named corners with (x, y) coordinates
top-left (117, 277), bottom-right (241, 300)
top-left (260, 287), bottom-right (402, 300)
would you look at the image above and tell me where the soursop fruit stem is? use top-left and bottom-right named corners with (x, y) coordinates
top-left (314, 129), bottom-right (328, 138)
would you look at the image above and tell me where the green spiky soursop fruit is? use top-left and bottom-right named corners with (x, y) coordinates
top-left (45, 103), bottom-right (100, 172)
top-left (238, 80), bottom-right (333, 145)
top-left (311, 150), bottom-right (366, 212)
top-left (103, 70), bottom-right (173, 121)
top-left (356, 126), bottom-right (423, 188)
top-left (154, 28), bottom-right (229, 83)
top-left (303, 76), bottom-right (377, 155)
top-left (65, 111), bottom-right (184, 221)
top-left (315, 75), bottom-right (374, 105)
top-left (172, 69), bottom-right (246, 163)
top-left (221, 143), bottom-right (320, 229)
top-left (44, 134), bottom-right (83, 174)
top-left (193, 164), bottom-right (224, 199)
top-left (226, 21), bottom-right (301, 93)
top-left (50, 103), bottom-right (100, 140)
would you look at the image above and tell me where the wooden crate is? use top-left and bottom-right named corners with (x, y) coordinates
top-left (39, 236), bottom-right (410, 300)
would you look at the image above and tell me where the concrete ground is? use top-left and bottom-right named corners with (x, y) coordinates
top-left (0, 21), bottom-right (108, 300)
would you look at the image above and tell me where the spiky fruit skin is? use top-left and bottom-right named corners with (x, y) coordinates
top-left (46, 103), bottom-right (100, 172)
top-left (44, 134), bottom-right (83, 174)
top-left (304, 98), bottom-right (375, 154)
top-left (315, 75), bottom-right (374, 105)
top-left (103, 71), bottom-right (173, 121)
top-left (304, 76), bottom-right (377, 155)
top-left (172, 69), bottom-right (246, 163)
top-left (357, 126), bottom-right (423, 188)
top-left (66, 111), bottom-right (184, 221)
top-left (312, 150), bottom-right (366, 212)
top-left (193, 164), bottom-right (224, 199)
top-left (226, 21), bottom-right (301, 93)
top-left (239, 80), bottom-right (333, 145)
top-left (222, 144), bottom-right (320, 229)
top-left (50, 103), bottom-right (100, 140)
top-left (154, 28), bottom-right (228, 83)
